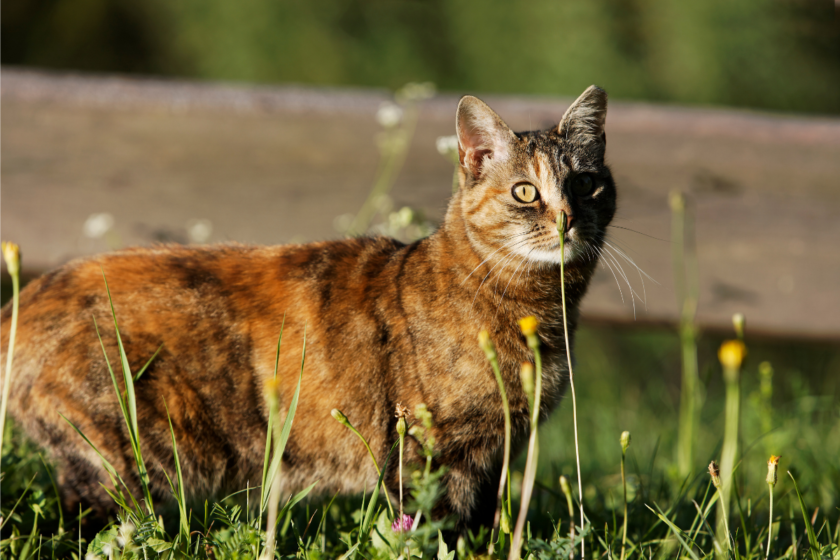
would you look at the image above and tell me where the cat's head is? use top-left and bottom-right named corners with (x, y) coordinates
top-left (453, 86), bottom-right (616, 271)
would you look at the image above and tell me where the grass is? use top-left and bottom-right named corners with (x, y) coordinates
top-left (2, 240), bottom-right (839, 559)
top-left (2, 88), bottom-right (839, 559)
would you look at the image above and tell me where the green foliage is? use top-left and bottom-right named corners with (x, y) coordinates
top-left (3, 0), bottom-right (840, 114)
top-left (3, 320), bottom-right (838, 559)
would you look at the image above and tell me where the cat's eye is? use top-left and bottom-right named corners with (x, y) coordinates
top-left (511, 183), bottom-right (539, 204)
top-left (572, 174), bottom-right (594, 197)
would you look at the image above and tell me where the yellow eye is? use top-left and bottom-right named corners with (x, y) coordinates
top-left (511, 183), bottom-right (539, 203)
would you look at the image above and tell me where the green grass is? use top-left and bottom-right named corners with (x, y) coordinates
top-left (2, 86), bottom-right (839, 558)
top-left (2, 312), bottom-right (838, 558)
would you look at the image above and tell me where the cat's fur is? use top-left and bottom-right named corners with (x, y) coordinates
top-left (0, 86), bottom-right (616, 530)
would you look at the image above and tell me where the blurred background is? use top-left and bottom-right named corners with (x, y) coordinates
top-left (3, 0), bottom-right (840, 113)
top-left (2, 0), bottom-right (839, 516)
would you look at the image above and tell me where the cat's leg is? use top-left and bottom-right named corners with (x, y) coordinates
top-left (432, 460), bottom-right (499, 550)
top-left (448, 463), bottom-right (499, 534)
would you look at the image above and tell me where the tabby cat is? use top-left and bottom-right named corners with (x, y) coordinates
top-left (0, 85), bottom-right (616, 530)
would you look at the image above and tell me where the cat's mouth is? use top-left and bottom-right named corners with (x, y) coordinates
top-left (512, 234), bottom-right (583, 266)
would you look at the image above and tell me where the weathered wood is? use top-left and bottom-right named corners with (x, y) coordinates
top-left (2, 69), bottom-right (839, 339)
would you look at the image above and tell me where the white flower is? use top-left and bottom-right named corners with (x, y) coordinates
top-left (435, 135), bottom-right (458, 156)
top-left (83, 213), bottom-right (115, 239)
top-left (376, 102), bottom-right (403, 128)
top-left (186, 219), bottom-right (213, 244)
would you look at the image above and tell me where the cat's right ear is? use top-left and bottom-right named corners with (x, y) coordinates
top-left (456, 96), bottom-right (516, 180)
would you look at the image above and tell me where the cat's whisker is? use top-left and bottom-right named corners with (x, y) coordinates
top-left (607, 224), bottom-right (671, 243)
top-left (603, 240), bottom-right (657, 284)
top-left (603, 239), bottom-right (658, 312)
top-left (595, 246), bottom-right (626, 304)
top-left (602, 239), bottom-right (647, 308)
top-left (602, 246), bottom-right (645, 319)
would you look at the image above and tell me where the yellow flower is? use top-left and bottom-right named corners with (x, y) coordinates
top-left (518, 316), bottom-right (538, 336)
top-left (718, 339), bottom-right (747, 370)
top-left (766, 455), bottom-right (781, 486)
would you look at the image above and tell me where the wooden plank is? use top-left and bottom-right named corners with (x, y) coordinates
top-left (2, 69), bottom-right (839, 339)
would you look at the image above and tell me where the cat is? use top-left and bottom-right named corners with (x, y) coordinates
top-left (0, 85), bottom-right (616, 531)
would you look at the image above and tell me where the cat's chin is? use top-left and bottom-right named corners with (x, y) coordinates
top-left (512, 244), bottom-right (579, 266)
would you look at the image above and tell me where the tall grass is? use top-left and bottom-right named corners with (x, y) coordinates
top-left (2, 127), bottom-right (839, 557)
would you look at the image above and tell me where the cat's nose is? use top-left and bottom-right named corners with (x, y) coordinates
top-left (560, 213), bottom-right (574, 232)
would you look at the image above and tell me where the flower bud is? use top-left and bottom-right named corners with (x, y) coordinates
top-left (520, 363), bottom-right (535, 398)
top-left (766, 455), bottom-right (781, 487)
top-left (669, 190), bottom-right (685, 212)
top-left (559, 475), bottom-right (571, 497)
top-left (732, 313), bottom-right (746, 339)
top-left (708, 461), bottom-right (722, 489)
top-left (2, 241), bottom-right (20, 276)
top-left (718, 339), bottom-right (747, 371)
top-left (478, 330), bottom-right (496, 360)
top-left (396, 417), bottom-right (407, 437)
top-left (500, 504), bottom-right (511, 534)
top-left (557, 210), bottom-right (568, 236)
top-left (456, 536), bottom-right (466, 557)
top-left (330, 408), bottom-right (348, 425)
top-left (620, 431), bottom-right (631, 455)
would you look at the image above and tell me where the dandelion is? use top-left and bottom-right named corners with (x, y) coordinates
top-left (396, 403), bottom-right (409, 522)
top-left (330, 408), bottom-right (394, 516)
top-left (2, 241), bottom-right (20, 275)
top-left (376, 102), bottom-right (403, 128)
top-left (766, 455), bottom-right (781, 559)
top-left (557, 210), bottom-right (585, 559)
top-left (732, 313), bottom-right (746, 340)
top-left (83, 212), bottom-right (115, 239)
top-left (119, 520), bottom-right (135, 543)
top-left (519, 362), bottom-right (535, 402)
top-left (718, 339), bottom-right (747, 372)
top-left (186, 219), bottom-right (213, 244)
top-left (518, 315), bottom-right (539, 339)
top-left (709, 460), bottom-right (722, 489)
top-left (479, 329), bottom-right (513, 551)
top-left (709, 459), bottom-right (731, 552)
top-left (620, 431), bottom-right (631, 560)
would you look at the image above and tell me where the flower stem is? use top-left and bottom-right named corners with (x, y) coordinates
top-left (558, 212), bottom-right (585, 559)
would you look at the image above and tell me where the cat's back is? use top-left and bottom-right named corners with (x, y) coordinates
top-left (1, 237), bottom-right (409, 389)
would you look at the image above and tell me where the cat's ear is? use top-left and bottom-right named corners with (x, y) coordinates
top-left (558, 85), bottom-right (608, 148)
top-left (456, 96), bottom-right (516, 179)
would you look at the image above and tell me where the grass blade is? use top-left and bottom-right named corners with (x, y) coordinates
top-left (646, 504), bottom-right (701, 560)
top-left (362, 440), bottom-right (399, 539)
top-left (787, 471), bottom-right (821, 560)
top-left (262, 325), bottom-right (306, 509)
top-left (163, 399), bottom-right (190, 542)
top-left (260, 315), bottom-right (285, 514)
top-left (133, 343), bottom-right (163, 382)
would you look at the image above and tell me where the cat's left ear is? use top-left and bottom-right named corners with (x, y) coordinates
top-left (558, 85), bottom-right (608, 149)
top-left (456, 96), bottom-right (517, 180)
